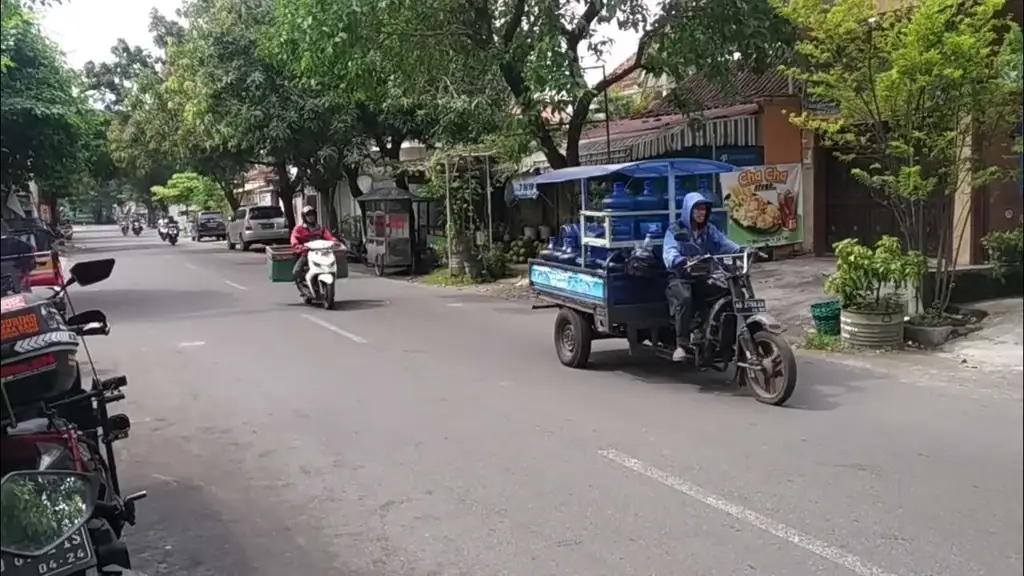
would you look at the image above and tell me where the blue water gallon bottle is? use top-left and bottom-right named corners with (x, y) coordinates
top-left (635, 180), bottom-right (668, 239)
top-left (602, 181), bottom-right (635, 243)
top-left (557, 235), bottom-right (579, 265)
top-left (538, 237), bottom-right (559, 262)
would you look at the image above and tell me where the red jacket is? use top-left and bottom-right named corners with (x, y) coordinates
top-left (290, 224), bottom-right (336, 253)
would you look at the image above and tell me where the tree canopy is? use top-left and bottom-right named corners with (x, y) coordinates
top-left (150, 171), bottom-right (226, 211)
top-left (779, 0), bottom-right (1023, 310)
top-left (1, 0), bottom-right (93, 220)
top-left (271, 0), bottom-right (795, 168)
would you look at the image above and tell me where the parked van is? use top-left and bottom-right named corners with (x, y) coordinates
top-left (227, 205), bottom-right (289, 251)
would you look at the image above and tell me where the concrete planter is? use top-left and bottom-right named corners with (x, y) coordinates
top-left (904, 324), bottom-right (954, 349)
top-left (840, 308), bottom-right (905, 349)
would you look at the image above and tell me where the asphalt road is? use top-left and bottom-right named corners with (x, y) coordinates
top-left (65, 225), bottom-right (1022, 576)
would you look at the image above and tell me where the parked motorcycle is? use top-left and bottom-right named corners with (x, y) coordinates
top-left (0, 470), bottom-right (150, 576)
top-left (166, 221), bottom-right (180, 246)
top-left (298, 239), bottom-right (344, 310)
top-left (1, 258), bottom-right (144, 573)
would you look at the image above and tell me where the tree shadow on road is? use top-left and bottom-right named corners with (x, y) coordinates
top-left (587, 349), bottom-right (866, 411)
top-left (68, 289), bottom-right (241, 323)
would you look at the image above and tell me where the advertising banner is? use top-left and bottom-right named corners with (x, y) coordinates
top-left (720, 164), bottom-right (803, 247)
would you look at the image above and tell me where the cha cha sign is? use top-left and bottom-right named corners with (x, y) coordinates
top-left (719, 163), bottom-right (804, 247)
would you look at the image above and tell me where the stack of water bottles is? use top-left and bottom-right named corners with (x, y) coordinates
top-left (536, 179), bottom-right (673, 271)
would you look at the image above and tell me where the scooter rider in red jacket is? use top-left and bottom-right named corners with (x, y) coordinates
top-left (290, 206), bottom-right (337, 294)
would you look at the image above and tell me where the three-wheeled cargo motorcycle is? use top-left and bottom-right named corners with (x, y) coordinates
top-left (521, 158), bottom-right (798, 406)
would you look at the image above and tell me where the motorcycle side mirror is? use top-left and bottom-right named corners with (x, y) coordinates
top-left (0, 471), bottom-right (99, 557)
top-left (68, 258), bottom-right (115, 288)
top-left (66, 309), bottom-right (107, 327)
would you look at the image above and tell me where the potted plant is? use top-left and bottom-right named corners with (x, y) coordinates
top-left (824, 236), bottom-right (926, 348)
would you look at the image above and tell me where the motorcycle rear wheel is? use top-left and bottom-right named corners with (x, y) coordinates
top-left (742, 331), bottom-right (797, 406)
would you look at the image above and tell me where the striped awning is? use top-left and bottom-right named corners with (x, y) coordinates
top-left (523, 104), bottom-right (760, 173)
top-left (631, 113), bottom-right (759, 159)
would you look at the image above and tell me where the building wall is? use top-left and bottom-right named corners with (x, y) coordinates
top-left (759, 97), bottom-right (815, 254)
top-left (759, 98), bottom-right (804, 165)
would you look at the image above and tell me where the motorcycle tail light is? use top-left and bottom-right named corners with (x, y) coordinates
top-left (36, 442), bottom-right (71, 470)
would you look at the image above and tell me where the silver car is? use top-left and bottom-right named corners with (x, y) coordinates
top-left (227, 205), bottom-right (290, 251)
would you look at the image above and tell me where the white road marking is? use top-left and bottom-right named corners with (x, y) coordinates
top-left (598, 449), bottom-right (899, 576)
top-left (223, 280), bottom-right (248, 291)
top-left (301, 314), bottom-right (367, 344)
top-left (184, 262), bottom-right (198, 270)
top-left (178, 341), bottom-right (205, 347)
top-left (447, 303), bottom-right (464, 307)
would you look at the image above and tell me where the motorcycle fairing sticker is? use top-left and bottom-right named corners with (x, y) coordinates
top-left (12, 331), bottom-right (79, 354)
top-left (0, 294), bottom-right (27, 313)
top-left (0, 311), bottom-right (40, 341)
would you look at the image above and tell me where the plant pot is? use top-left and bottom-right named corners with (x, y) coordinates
top-left (840, 308), bottom-right (904, 349)
top-left (904, 324), bottom-right (953, 349)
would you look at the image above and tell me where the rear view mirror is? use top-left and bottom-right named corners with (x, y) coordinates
top-left (66, 309), bottom-right (107, 327)
top-left (68, 258), bottom-right (115, 287)
top-left (0, 471), bottom-right (98, 556)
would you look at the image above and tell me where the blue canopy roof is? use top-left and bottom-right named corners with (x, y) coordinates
top-left (523, 158), bottom-right (736, 187)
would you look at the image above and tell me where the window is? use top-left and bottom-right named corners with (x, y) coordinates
top-left (234, 209), bottom-right (246, 220)
top-left (247, 206), bottom-right (284, 220)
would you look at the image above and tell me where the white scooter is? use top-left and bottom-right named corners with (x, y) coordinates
top-left (301, 239), bottom-right (344, 310)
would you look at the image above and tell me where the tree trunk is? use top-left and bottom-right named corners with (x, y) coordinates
top-left (274, 162), bottom-right (297, 228)
top-left (43, 190), bottom-right (59, 228)
top-left (219, 182), bottom-right (240, 212)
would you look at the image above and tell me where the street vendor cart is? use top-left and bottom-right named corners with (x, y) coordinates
top-left (521, 158), bottom-right (798, 406)
top-left (356, 187), bottom-right (424, 276)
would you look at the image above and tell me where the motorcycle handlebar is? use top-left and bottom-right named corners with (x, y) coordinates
top-left (682, 247), bottom-right (764, 275)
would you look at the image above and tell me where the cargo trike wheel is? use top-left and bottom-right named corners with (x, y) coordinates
top-left (554, 308), bottom-right (593, 369)
top-left (743, 331), bottom-right (798, 406)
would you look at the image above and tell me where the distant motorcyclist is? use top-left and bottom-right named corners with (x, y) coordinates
top-left (290, 206), bottom-right (337, 294)
top-left (661, 191), bottom-right (742, 362)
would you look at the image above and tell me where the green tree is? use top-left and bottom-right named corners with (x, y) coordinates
top-left (272, 0), bottom-right (794, 169)
top-left (150, 171), bottom-right (226, 211)
top-left (1, 0), bottom-right (92, 225)
top-left (778, 0), bottom-right (1023, 312)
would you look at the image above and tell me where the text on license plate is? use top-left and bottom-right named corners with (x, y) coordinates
top-left (734, 299), bottom-right (767, 314)
top-left (260, 223), bottom-right (274, 229)
top-left (0, 527), bottom-right (95, 576)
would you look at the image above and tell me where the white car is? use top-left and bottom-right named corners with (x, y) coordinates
top-left (226, 205), bottom-right (290, 251)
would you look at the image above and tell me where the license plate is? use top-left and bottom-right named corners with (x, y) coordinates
top-left (734, 299), bottom-right (767, 315)
top-left (259, 223), bottom-right (274, 230)
top-left (0, 527), bottom-right (95, 576)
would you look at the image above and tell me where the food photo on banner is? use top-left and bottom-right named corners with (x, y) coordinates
top-left (719, 164), bottom-right (803, 247)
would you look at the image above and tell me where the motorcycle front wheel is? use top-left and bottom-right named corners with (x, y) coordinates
top-left (322, 282), bottom-right (335, 310)
top-left (742, 331), bottom-right (797, 406)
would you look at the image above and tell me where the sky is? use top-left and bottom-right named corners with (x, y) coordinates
top-left (39, 0), bottom-right (641, 84)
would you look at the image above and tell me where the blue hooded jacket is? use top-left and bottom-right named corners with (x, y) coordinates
top-left (662, 191), bottom-right (741, 270)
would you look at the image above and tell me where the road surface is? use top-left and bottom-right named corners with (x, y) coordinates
top-left (65, 225), bottom-right (1022, 576)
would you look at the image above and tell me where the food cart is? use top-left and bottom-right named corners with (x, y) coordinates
top-left (356, 187), bottom-right (424, 276)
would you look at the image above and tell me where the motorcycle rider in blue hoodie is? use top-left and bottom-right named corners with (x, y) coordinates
top-left (662, 191), bottom-right (743, 362)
